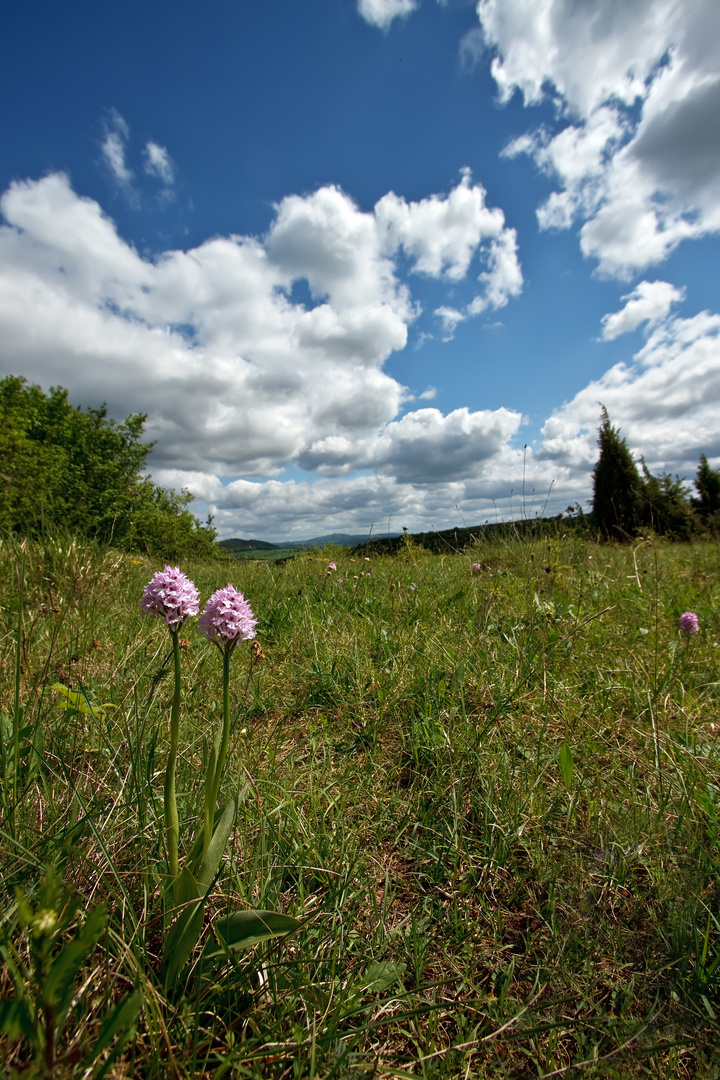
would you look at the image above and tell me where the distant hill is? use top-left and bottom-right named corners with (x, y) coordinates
top-left (285, 531), bottom-right (398, 548)
top-left (218, 538), bottom-right (279, 551)
top-left (352, 514), bottom-right (592, 557)
top-left (218, 531), bottom-right (400, 551)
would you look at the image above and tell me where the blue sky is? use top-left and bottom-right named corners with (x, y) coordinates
top-left (2, 0), bottom-right (719, 540)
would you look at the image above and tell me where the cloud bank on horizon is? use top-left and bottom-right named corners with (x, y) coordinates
top-left (0, 167), bottom-right (530, 536)
top-left (1, 0), bottom-right (719, 540)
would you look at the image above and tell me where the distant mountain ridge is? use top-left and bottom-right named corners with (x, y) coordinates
top-left (218, 531), bottom-right (399, 551)
top-left (218, 538), bottom-right (278, 551)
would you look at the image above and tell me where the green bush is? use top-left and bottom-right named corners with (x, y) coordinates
top-left (640, 462), bottom-right (696, 539)
top-left (0, 375), bottom-right (219, 559)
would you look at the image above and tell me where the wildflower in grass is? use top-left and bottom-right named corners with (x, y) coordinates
top-left (328, 561), bottom-right (337, 570)
top-left (141, 565), bottom-right (199, 630)
top-left (680, 611), bottom-right (700, 635)
top-left (337, 578), bottom-right (344, 583)
top-left (472, 562), bottom-right (483, 573)
top-left (199, 584), bottom-right (257, 655)
top-left (198, 585), bottom-right (257, 858)
top-left (141, 566), bottom-right (199, 889)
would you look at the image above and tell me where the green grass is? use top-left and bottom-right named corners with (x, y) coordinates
top-left (1, 530), bottom-right (720, 1077)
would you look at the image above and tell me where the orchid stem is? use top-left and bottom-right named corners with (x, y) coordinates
top-left (164, 630), bottom-right (182, 890)
top-left (203, 648), bottom-right (232, 859)
top-left (214, 649), bottom-right (232, 808)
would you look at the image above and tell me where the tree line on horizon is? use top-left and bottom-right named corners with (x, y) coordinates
top-left (1, 377), bottom-right (718, 558)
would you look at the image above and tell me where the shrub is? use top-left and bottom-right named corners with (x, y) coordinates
top-left (0, 375), bottom-right (218, 559)
top-left (640, 462), bottom-right (696, 539)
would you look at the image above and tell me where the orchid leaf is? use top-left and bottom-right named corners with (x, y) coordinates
top-left (559, 741), bottom-right (574, 790)
top-left (163, 868), bottom-right (204, 989)
top-left (196, 796), bottom-right (236, 888)
top-left (204, 909), bottom-right (301, 960)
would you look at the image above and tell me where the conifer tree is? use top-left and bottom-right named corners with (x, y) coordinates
top-left (592, 406), bottom-right (643, 539)
top-left (693, 453), bottom-right (720, 525)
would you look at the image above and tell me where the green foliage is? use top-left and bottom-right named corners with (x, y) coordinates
top-left (592, 406), bottom-right (643, 539)
top-left (693, 453), bottom-right (720, 526)
top-left (592, 410), bottom-right (716, 541)
top-left (0, 866), bottom-right (141, 1076)
top-left (640, 461), bottom-right (697, 538)
top-left (0, 375), bottom-right (218, 559)
top-left (558, 740), bottom-right (574, 789)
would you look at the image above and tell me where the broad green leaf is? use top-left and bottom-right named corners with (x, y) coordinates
top-left (43, 904), bottom-right (106, 1021)
top-left (163, 868), bottom-right (204, 989)
top-left (51, 683), bottom-right (116, 719)
top-left (559, 741), bottom-right (574, 790)
top-left (0, 997), bottom-right (36, 1042)
top-left (197, 796), bottom-right (236, 888)
top-left (186, 804), bottom-right (225, 877)
top-left (174, 865), bottom-right (202, 907)
top-left (205, 909), bottom-right (301, 959)
top-left (360, 961), bottom-right (405, 994)
top-left (299, 985), bottom-right (330, 1013)
top-left (89, 991), bottom-right (143, 1080)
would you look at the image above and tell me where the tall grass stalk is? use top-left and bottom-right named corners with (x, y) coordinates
top-left (11, 551), bottom-right (25, 832)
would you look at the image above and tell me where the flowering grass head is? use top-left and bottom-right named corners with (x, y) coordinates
top-left (680, 611), bottom-right (700, 635)
top-left (141, 565), bottom-right (199, 632)
top-left (199, 584), bottom-right (257, 654)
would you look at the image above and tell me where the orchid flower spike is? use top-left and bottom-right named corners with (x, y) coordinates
top-left (199, 584), bottom-right (257, 654)
top-left (141, 566), bottom-right (199, 631)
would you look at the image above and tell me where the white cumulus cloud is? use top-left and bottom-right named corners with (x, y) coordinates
top-left (357, 0), bottom-right (419, 30)
top-left (600, 280), bottom-right (685, 340)
top-left (0, 171), bottom-right (526, 536)
top-left (541, 295), bottom-right (720, 480)
top-left (479, 0), bottom-right (720, 276)
top-left (376, 168), bottom-right (509, 281)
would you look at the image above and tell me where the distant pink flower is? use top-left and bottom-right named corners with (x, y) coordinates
top-left (199, 584), bottom-right (257, 653)
top-left (337, 578), bottom-right (344, 584)
top-left (328, 561), bottom-right (337, 570)
top-left (680, 612), bottom-right (700, 635)
top-left (141, 566), bottom-right (199, 631)
top-left (472, 563), bottom-right (483, 573)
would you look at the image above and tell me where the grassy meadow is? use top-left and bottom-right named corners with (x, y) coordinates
top-left (1, 530), bottom-right (720, 1078)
